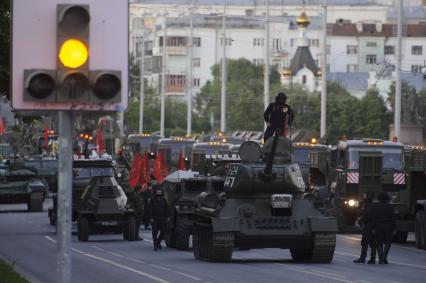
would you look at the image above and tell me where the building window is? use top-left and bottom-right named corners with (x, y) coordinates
top-left (290, 38), bottom-right (296, 47)
top-left (273, 38), bottom-right (282, 51)
top-left (384, 45), bottom-right (395, 55)
top-left (253, 38), bottom-right (264, 46)
top-left (193, 37), bottom-right (201, 47)
top-left (366, 42), bottom-right (377, 47)
top-left (346, 45), bottom-right (358, 55)
top-left (167, 75), bottom-right (186, 86)
top-left (309, 39), bottom-right (319, 47)
top-left (253, 58), bottom-right (264, 65)
top-left (411, 65), bottom-right (423, 73)
top-left (412, 45), bottom-right (423, 55)
top-left (346, 64), bottom-right (359, 72)
top-left (245, 9), bottom-right (254, 16)
top-left (167, 37), bottom-right (186, 47)
top-left (220, 37), bottom-right (232, 46)
top-left (326, 44), bottom-right (331, 55)
top-left (366, 55), bottom-right (377, 64)
top-left (193, 78), bottom-right (200, 87)
top-left (193, 58), bottom-right (200, 68)
top-left (302, 75), bottom-right (307, 84)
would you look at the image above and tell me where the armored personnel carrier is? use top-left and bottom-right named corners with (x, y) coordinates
top-left (0, 160), bottom-right (47, 211)
top-left (192, 132), bottom-right (337, 263)
top-left (77, 176), bottom-right (137, 242)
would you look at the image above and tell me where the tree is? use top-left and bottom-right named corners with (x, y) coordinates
top-left (359, 88), bottom-right (390, 139)
top-left (0, 1), bottom-right (10, 98)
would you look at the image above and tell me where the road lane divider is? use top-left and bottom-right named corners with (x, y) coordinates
top-left (44, 235), bottom-right (56, 243)
top-left (173, 271), bottom-right (202, 281)
top-left (148, 263), bottom-right (171, 271)
top-left (278, 265), bottom-right (356, 283)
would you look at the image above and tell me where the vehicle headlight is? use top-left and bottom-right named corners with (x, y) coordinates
top-left (345, 199), bottom-right (359, 207)
top-left (117, 173), bottom-right (122, 178)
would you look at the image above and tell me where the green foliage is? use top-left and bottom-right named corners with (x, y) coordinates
top-left (359, 88), bottom-right (390, 139)
top-left (0, 259), bottom-right (29, 283)
top-left (0, 1), bottom-right (10, 98)
top-left (195, 58), bottom-right (281, 131)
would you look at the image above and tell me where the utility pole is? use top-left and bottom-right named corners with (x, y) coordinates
top-left (187, 0), bottom-right (194, 136)
top-left (394, 0), bottom-right (402, 141)
top-left (160, 16), bottom-right (167, 137)
top-left (264, 0), bottom-right (270, 131)
top-left (220, 0), bottom-right (227, 133)
top-left (320, 0), bottom-right (327, 139)
top-left (139, 31), bottom-right (145, 133)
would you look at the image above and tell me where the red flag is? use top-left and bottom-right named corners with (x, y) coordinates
top-left (0, 117), bottom-right (5, 136)
top-left (140, 152), bottom-right (151, 191)
top-left (97, 127), bottom-right (105, 154)
top-left (177, 150), bottom-right (186, 171)
top-left (128, 152), bottom-right (143, 189)
top-left (153, 150), bottom-right (169, 184)
top-left (44, 124), bottom-right (49, 149)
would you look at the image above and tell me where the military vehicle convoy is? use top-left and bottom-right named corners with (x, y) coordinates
top-left (190, 142), bottom-right (232, 172)
top-left (77, 176), bottom-right (137, 242)
top-left (191, 132), bottom-right (337, 262)
top-left (157, 137), bottom-right (196, 169)
top-left (24, 158), bottom-right (58, 193)
top-left (0, 160), bottom-right (47, 212)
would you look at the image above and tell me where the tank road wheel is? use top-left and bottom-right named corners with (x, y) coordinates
top-left (415, 211), bottom-right (426, 250)
top-left (28, 192), bottom-right (44, 212)
top-left (127, 216), bottom-right (137, 241)
top-left (78, 217), bottom-right (89, 242)
top-left (393, 230), bottom-right (408, 244)
top-left (175, 220), bottom-right (191, 250)
top-left (291, 233), bottom-right (336, 263)
top-left (193, 222), bottom-right (233, 262)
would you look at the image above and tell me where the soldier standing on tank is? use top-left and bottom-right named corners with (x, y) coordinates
top-left (263, 92), bottom-right (295, 141)
top-left (373, 192), bottom-right (396, 264)
top-left (354, 192), bottom-right (376, 264)
top-left (148, 186), bottom-right (169, 251)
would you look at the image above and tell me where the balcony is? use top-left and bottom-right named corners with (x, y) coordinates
top-left (153, 45), bottom-right (187, 56)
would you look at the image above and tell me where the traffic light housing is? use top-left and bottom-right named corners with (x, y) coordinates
top-left (23, 70), bottom-right (56, 102)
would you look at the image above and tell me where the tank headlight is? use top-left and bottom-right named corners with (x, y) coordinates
top-left (345, 199), bottom-right (359, 207)
top-left (117, 173), bottom-right (122, 178)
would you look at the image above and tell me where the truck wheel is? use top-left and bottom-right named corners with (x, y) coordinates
top-left (415, 211), bottom-right (426, 250)
top-left (175, 221), bottom-right (190, 250)
top-left (393, 230), bottom-right (408, 243)
top-left (28, 192), bottom-right (44, 212)
top-left (78, 217), bottom-right (89, 242)
top-left (165, 228), bottom-right (176, 248)
top-left (127, 216), bottom-right (137, 241)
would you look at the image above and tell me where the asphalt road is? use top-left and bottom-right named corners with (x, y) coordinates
top-left (1, 200), bottom-right (426, 283)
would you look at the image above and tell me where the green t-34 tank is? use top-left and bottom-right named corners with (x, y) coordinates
top-left (192, 131), bottom-right (338, 263)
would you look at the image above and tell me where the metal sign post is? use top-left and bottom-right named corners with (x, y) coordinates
top-left (57, 111), bottom-right (73, 283)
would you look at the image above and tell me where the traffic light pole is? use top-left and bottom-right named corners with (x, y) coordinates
top-left (57, 111), bottom-right (73, 283)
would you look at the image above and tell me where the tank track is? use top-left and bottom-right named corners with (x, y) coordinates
top-left (193, 222), bottom-right (233, 262)
top-left (310, 233), bottom-right (336, 263)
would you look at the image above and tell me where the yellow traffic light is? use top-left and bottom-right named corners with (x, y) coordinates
top-left (59, 39), bottom-right (88, 68)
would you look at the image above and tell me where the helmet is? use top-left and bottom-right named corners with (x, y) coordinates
top-left (275, 92), bottom-right (287, 104)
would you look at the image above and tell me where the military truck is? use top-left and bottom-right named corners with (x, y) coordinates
top-left (127, 133), bottom-right (161, 157)
top-left (157, 137), bottom-right (196, 170)
top-left (190, 142), bottom-right (232, 172)
top-left (329, 139), bottom-right (409, 237)
top-left (191, 132), bottom-right (337, 262)
top-left (404, 146), bottom-right (426, 249)
top-left (77, 176), bottom-right (137, 242)
top-left (48, 158), bottom-right (114, 226)
top-left (0, 160), bottom-right (47, 211)
top-left (162, 155), bottom-right (240, 250)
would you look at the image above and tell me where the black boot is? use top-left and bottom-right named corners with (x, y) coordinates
top-left (354, 245), bottom-right (367, 263)
top-left (367, 246), bottom-right (376, 264)
top-left (377, 244), bottom-right (384, 264)
top-left (383, 244), bottom-right (391, 264)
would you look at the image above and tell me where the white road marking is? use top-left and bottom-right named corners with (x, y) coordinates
top-left (71, 248), bottom-right (85, 255)
top-left (91, 246), bottom-right (106, 252)
top-left (44, 236), bottom-right (56, 243)
top-left (335, 251), bottom-right (426, 269)
top-left (341, 235), bottom-right (426, 253)
top-left (310, 269), bottom-right (347, 279)
top-left (84, 253), bottom-right (171, 283)
top-left (279, 265), bottom-right (356, 283)
top-left (125, 257), bottom-right (146, 264)
top-left (173, 271), bottom-right (202, 281)
top-left (148, 263), bottom-right (171, 271)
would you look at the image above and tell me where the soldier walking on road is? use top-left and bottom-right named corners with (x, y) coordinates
top-left (148, 186), bottom-right (169, 251)
top-left (354, 192), bottom-right (376, 264)
top-left (373, 192), bottom-right (396, 264)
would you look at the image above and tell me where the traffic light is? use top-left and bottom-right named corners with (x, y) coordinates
top-left (57, 5), bottom-right (90, 102)
top-left (90, 71), bottom-right (122, 103)
top-left (23, 70), bottom-right (56, 102)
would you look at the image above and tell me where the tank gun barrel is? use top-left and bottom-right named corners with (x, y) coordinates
top-left (262, 130), bottom-right (280, 177)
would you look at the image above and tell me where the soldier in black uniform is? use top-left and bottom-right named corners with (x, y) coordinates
top-left (263, 92), bottom-right (295, 141)
top-left (148, 186), bottom-right (169, 251)
top-left (354, 192), bottom-right (376, 264)
top-left (373, 192), bottom-right (396, 264)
